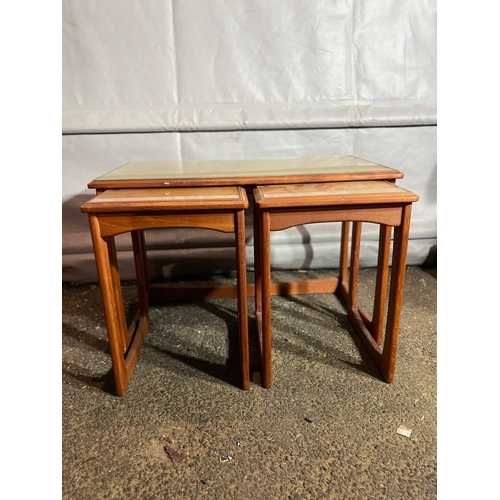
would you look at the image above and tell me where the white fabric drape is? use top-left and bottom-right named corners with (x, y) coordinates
top-left (62, 0), bottom-right (436, 282)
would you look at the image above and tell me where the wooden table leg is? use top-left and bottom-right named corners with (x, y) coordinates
top-left (89, 216), bottom-right (132, 396)
top-left (371, 225), bottom-right (391, 345)
top-left (235, 210), bottom-right (250, 390)
top-left (253, 197), bottom-right (262, 317)
top-left (89, 217), bottom-right (150, 396)
top-left (348, 222), bottom-right (362, 312)
top-left (128, 229), bottom-right (151, 360)
top-left (260, 210), bottom-right (273, 389)
top-left (105, 236), bottom-right (129, 354)
top-left (253, 199), bottom-right (264, 384)
top-left (339, 221), bottom-right (374, 334)
top-left (131, 230), bottom-right (150, 315)
top-left (344, 206), bottom-right (412, 383)
top-left (339, 221), bottom-right (350, 291)
top-left (338, 221), bottom-right (365, 314)
top-left (379, 205), bottom-right (412, 383)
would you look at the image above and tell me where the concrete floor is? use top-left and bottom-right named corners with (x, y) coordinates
top-left (62, 266), bottom-right (437, 499)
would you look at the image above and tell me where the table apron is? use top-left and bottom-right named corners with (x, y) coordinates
top-left (265, 205), bottom-right (405, 232)
top-left (94, 212), bottom-right (238, 237)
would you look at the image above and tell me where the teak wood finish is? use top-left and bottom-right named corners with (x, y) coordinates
top-left (88, 156), bottom-right (404, 301)
top-left (81, 186), bottom-right (250, 396)
top-left (84, 157), bottom-right (411, 394)
top-left (253, 181), bottom-right (419, 388)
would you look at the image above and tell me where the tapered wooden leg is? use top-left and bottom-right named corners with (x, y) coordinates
top-left (348, 222), bottom-right (362, 312)
top-left (88, 215), bottom-right (131, 396)
top-left (371, 225), bottom-right (392, 345)
top-left (339, 222), bottom-right (350, 290)
top-left (131, 230), bottom-right (150, 319)
top-left (106, 236), bottom-right (129, 353)
top-left (126, 230), bottom-right (151, 356)
top-left (253, 200), bottom-right (265, 384)
top-left (380, 205), bottom-right (412, 383)
top-left (344, 209), bottom-right (412, 383)
top-left (253, 198), bottom-right (262, 316)
top-left (235, 210), bottom-right (250, 390)
top-left (261, 210), bottom-right (273, 388)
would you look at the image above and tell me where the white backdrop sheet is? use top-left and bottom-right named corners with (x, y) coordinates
top-left (62, 0), bottom-right (437, 282)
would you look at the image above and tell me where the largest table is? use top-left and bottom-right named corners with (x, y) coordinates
top-left (89, 155), bottom-right (403, 301)
top-left (89, 155), bottom-right (402, 190)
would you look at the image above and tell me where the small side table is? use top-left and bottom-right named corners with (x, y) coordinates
top-left (253, 180), bottom-right (419, 387)
top-left (81, 186), bottom-right (250, 396)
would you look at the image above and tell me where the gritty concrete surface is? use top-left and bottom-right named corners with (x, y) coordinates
top-left (62, 266), bottom-right (437, 499)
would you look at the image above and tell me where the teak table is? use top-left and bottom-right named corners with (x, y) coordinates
top-left (81, 186), bottom-right (250, 395)
top-left (87, 155), bottom-right (407, 388)
top-left (253, 181), bottom-right (419, 387)
top-left (89, 156), bottom-right (404, 300)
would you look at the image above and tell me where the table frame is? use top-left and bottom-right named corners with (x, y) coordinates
top-left (90, 157), bottom-right (404, 301)
top-left (88, 156), bottom-right (406, 385)
top-left (253, 181), bottom-right (418, 386)
top-left (81, 187), bottom-right (250, 395)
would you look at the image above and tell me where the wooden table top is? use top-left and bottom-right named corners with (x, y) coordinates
top-left (254, 180), bottom-right (419, 208)
top-left (88, 155), bottom-right (403, 190)
top-left (81, 186), bottom-right (249, 213)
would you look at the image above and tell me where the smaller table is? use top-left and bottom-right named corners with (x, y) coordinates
top-left (253, 180), bottom-right (419, 386)
top-left (81, 186), bottom-right (250, 396)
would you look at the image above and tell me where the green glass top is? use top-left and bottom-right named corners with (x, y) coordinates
top-left (95, 155), bottom-right (399, 181)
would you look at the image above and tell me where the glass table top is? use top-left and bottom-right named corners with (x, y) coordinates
top-left (92, 156), bottom-right (402, 184)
